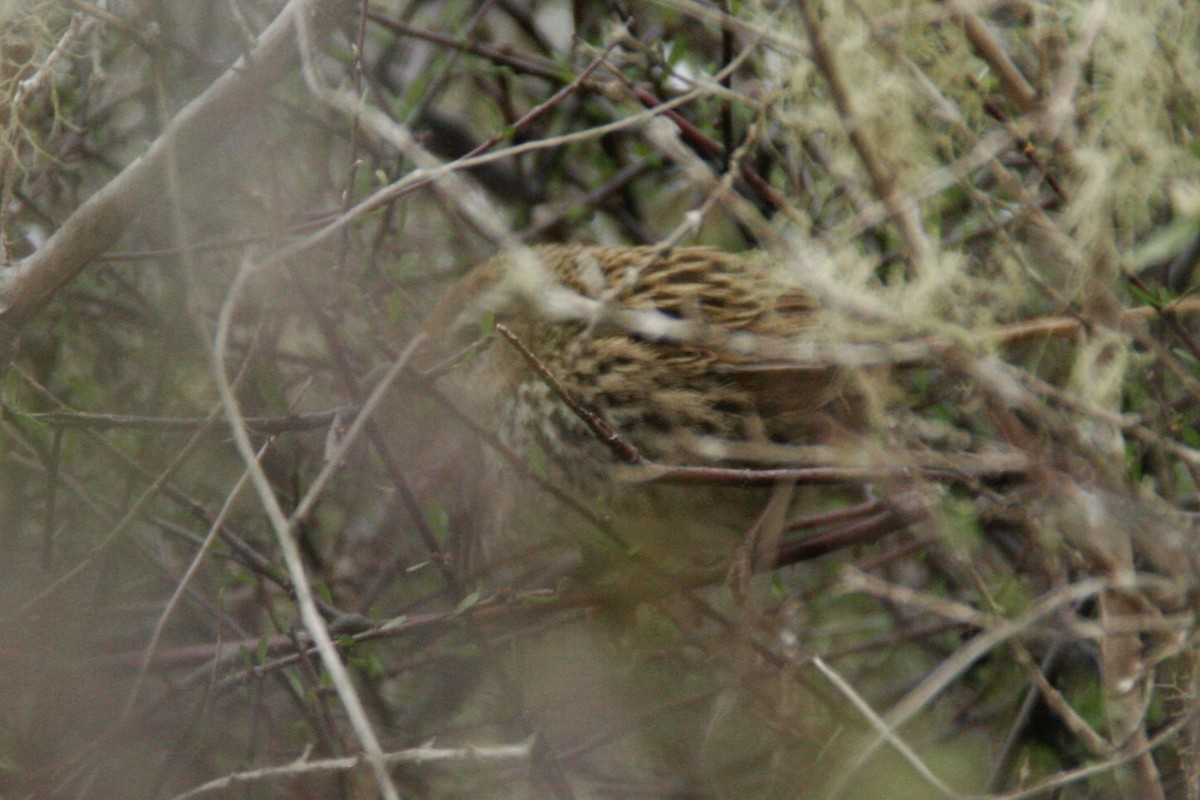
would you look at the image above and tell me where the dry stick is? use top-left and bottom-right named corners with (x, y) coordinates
top-left (41, 428), bottom-right (62, 569)
top-left (1, 16), bottom-right (83, 261)
top-left (978, 92), bottom-right (1069, 204)
top-left (2, 399), bottom-right (227, 623)
top-left (717, 0), bottom-right (735, 162)
top-left (988, 711), bottom-right (1197, 800)
top-left (334, 0), bottom-right (371, 276)
top-left (839, 567), bottom-right (990, 629)
top-left (98, 217), bottom-right (339, 262)
top-left (955, 8), bottom-right (1169, 786)
top-left (288, 61), bottom-right (587, 797)
top-left (121, 375), bottom-right (318, 721)
top-left (643, 110), bottom-right (772, 247)
top-left (422, 381), bottom-right (614, 535)
top-left (370, 11), bottom-right (791, 214)
top-left (794, 0), bottom-right (932, 266)
top-left (986, 643), bottom-right (1064, 791)
top-left (66, 0), bottom-right (224, 67)
top-left (366, 13), bottom-right (563, 82)
top-left (619, 462), bottom-right (1009, 486)
top-left (942, 0), bottom-right (1038, 114)
top-left (271, 87), bottom-right (708, 249)
top-left (194, 495), bottom-right (905, 690)
top-left (821, 576), bottom-right (1115, 800)
top-left (292, 39), bottom-right (584, 800)
top-left (1008, 640), bottom-right (1115, 759)
top-left (168, 741), bottom-right (534, 800)
top-left (213, 258), bottom-right (403, 800)
top-left (627, 0), bottom-right (809, 56)
top-left (494, 322), bottom-right (644, 465)
top-left (463, 40), bottom-right (616, 156)
top-left (624, 84), bottom-right (791, 213)
top-left (6, 364), bottom-right (355, 618)
top-left (519, 160), bottom-right (653, 241)
top-left (812, 656), bottom-right (957, 799)
top-left (405, 1), bottom-right (499, 131)
top-left (1101, 583), bottom-right (1167, 800)
top-left (1129, 272), bottom-right (1200, 363)
top-left (191, 499), bottom-right (910, 689)
top-left (27, 406), bottom-right (349, 433)
top-left (378, 34), bottom-right (620, 243)
top-left (121, 437), bottom-right (271, 720)
top-left (0, 0), bottom-right (358, 356)
top-left (787, 498), bottom-right (886, 531)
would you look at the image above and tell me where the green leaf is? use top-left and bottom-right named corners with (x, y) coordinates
top-left (379, 614), bottom-right (409, 631)
top-left (425, 500), bottom-right (449, 547)
top-left (3, 368), bottom-right (22, 409)
top-left (525, 441), bottom-right (549, 479)
top-left (1125, 441), bottom-right (1143, 482)
top-left (666, 43), bottom-right (686, 69)
top-left (479, 309), bottom-right (497, 338)
top-left (1127, 280), bottom-right (1162, 307)
top-left (453, 588), bottom-right (482, 616)
top-left (1180, 425), bottom-right (1200, 448)
top-left (1129, 216), bottom-right (1200, 270)
top-left (286, 669), bottom-right (306, 700)
top-left (1172, 345), bottom-right (1200, 369)
top-left (352, 648), bottom-right (385, 679)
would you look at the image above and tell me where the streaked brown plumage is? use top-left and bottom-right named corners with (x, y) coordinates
top-left (424, 245), bottom-right (844, 466)
top-left (420, 244), bottom-right (853, 574)
top-left (414, 246), bottom-right (859, 796)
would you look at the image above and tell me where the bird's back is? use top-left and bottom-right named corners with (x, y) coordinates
top-left (424, 245), bottom-right (848, 469)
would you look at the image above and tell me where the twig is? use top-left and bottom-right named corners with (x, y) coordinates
top-left (942, 0), bottom-right (1038, 113)
top-left (823, 576), bottom-right (1115, 798)
top-left (0, 0), bottom-right (358, 356)
top-left (812, 656), bottom-right (958, 798)
top-left (169, 740), bottom-right (534, 800)
top-left (213, 253), bottom-right (403, 800)
top-left (794, 0), bottom-right (932, 266)
top-left (25, 406), bottom-right (349, 433)
top-left (494, 322), bottom-right (645, 465)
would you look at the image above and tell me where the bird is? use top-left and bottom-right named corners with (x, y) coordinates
top-left (410, 244), bottom-right (872, 799)
top-left (417, 244), bottom-right (861, 581)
